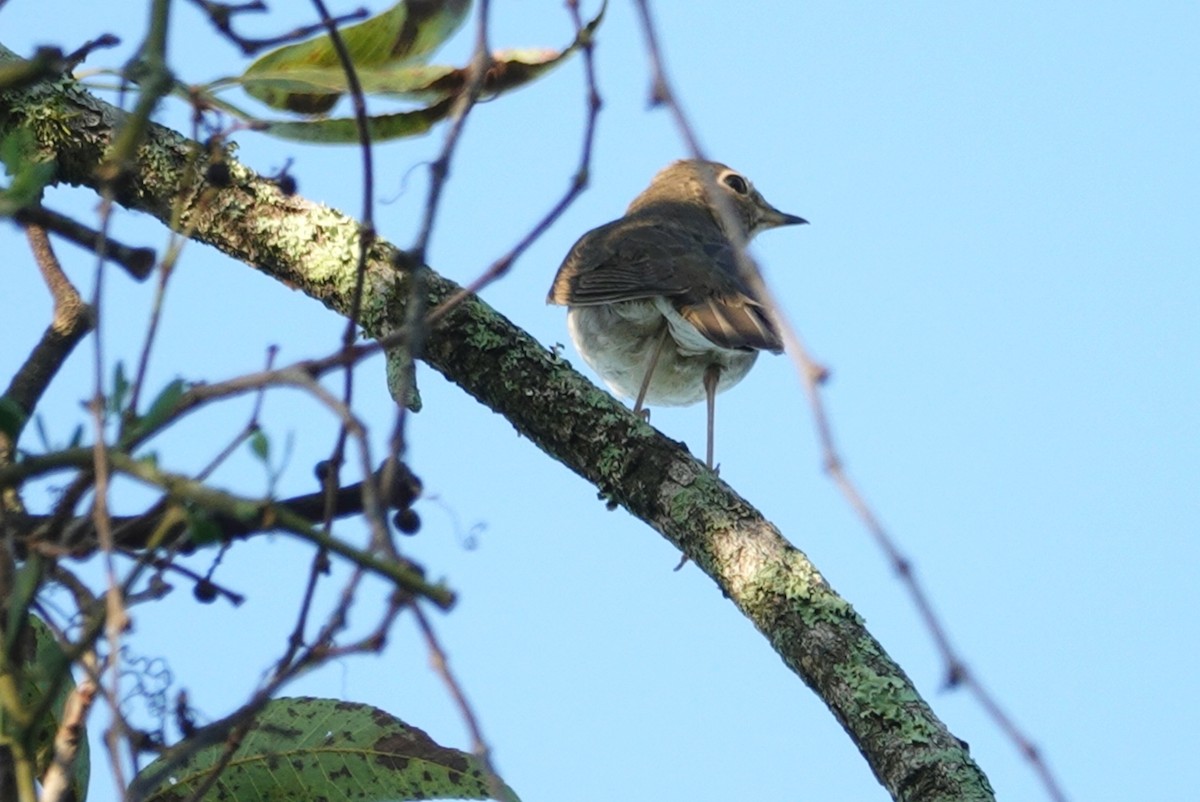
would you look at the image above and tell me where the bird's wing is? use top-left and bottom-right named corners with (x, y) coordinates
top-left (548, 216), bottom-right (694, 304)
top-left (547, 214), bottom-right (782, 353)
top-left (674, 286), bottom-right (782, 354)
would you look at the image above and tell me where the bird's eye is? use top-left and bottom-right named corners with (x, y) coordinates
top-left (722, 172), bottom-right (750, 195)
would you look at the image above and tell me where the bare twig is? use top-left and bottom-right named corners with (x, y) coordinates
top-left (409, 0), bottom-right (493, 266)
top-left (0, 46), bottom-right (66, 92)
top-left (2, 224), bottom-right (94, 444)
top-left (424, 0), bottom-right (604, 326)
top-left (14, 206), bottom-right (155, 280)
top-left (388, 0), bottom-right (494, 452)
top-left (306, 0), bottom-right (394, 573)
top-left (38, 678), bottom-right (97, 802)
top-left (629, 2), bottom-right (1066, 800)
top-left (187, 0), bottom-right (367, 56)
top-left (412, 604), bottom-right (508, 801)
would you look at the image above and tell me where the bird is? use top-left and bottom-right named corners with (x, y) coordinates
top-left (547, 159), bottom-right (806, 470)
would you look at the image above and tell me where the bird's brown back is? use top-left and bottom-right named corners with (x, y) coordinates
top-left (547, 205), bottom-right (782, 353)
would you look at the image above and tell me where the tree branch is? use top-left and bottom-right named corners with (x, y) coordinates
top-left (2, 225), bottom-right (94, 432)
top-left (5, 463), bottom-right (418, 554)
top-left (0, 45), bottom-right (993, 801)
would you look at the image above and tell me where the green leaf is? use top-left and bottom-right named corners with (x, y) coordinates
top-left (143, 378), bottom-right (187, 425)
top-left (249, 429), bottom-right (270, 463)
top-left (242, 0), bottom-right (471, 113)
top-left (22, 615), bottom-right (91, 802)
top-left (124, 378), bottom-right (187, 443)
top-left (5, 555), bottom-right (43, 656)
top-left (0, 395), bottom-right (27, 441)
top-left (136, 697), bottom-right (518, 801)
top-left (229, 3), bottom-right (605, 144)
top-left (260, 98), bottom-right (453, 143)
top-left (184, 505), bottom-right (223, 547)
top-left (109, 362), bottom-right (130, 416)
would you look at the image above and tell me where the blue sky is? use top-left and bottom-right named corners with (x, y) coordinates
top-left (2, 2), bottom-right (1197, 800)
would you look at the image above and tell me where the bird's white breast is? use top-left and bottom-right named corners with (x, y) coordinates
top-left (566, 302), bottom-right (758, 407)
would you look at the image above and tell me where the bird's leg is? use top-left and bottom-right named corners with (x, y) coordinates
top-left (703, 363), bottom-right (721, 471)
top-left (676, 365), bottom-right (716, 574)
top-left (673, 363), bottom-right (721, 569)
top-left (633, 321), bottom-right (670, 420)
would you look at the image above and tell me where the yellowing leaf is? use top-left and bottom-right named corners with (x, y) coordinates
top-left (223, 3), bottom-right (605, 144)
top-left (242, 0), bottom-right (472, 113)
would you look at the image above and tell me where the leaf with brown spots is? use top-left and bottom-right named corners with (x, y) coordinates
top-left (135, 696), bottom-right (518, 801)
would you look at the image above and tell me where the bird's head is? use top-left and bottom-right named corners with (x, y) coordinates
top-left (628, 159), bottom-right (807, 241)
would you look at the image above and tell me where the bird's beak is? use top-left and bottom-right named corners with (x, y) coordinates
top-left (761, 204), bottom-right (808, 228)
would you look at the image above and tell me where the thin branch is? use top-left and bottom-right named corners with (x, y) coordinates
top-left (388, 0), bottom-right (495, 449)
top-left (0, 46), bottom-right (66, 92)
top-left (424, 0), bottom-right (604, 326)
top-left (38, 678), bottom-right (97, 802)
top-left (408, 0), bottom-right (493, 265)
top-left (187, 0), bottom-right (368, 56)
top-left (6, 456), bottom-right (420, 555)
top-left (14, 206), bottom-right (155, 280)
top-left (3, 224), bottom-right (94, 431)
top-left (412, 604), bottom-right (507, 801)
top-left (132, 567), bottom-right (407, 802)
top-left (307, 0), bottom-right (394, 576)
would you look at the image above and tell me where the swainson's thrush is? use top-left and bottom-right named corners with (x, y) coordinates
top-left (548, 159), bottom-right (806, 468)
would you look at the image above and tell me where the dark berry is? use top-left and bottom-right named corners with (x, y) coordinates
top-left (394, 508), bottom-right (421, 535)
top-left (193, 579), bottom-right (218, 603)
top-left (205, 161), bottom-right (231, 187)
